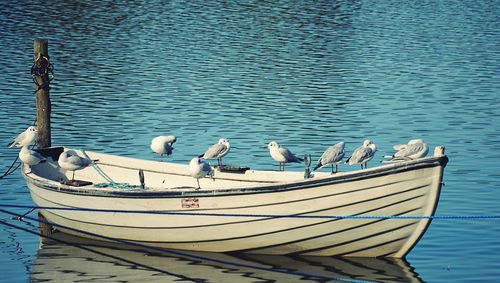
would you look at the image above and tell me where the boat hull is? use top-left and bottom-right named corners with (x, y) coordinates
top-left (24, 150), bottom-right (446, 258)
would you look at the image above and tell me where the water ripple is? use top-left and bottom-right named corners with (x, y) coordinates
top-left (0, 0), bottom-right (499, 282)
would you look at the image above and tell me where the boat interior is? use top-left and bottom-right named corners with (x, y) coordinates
top-left (27, 147), bottom-right (333, 190)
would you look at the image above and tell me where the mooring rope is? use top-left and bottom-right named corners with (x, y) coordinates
top-left (31, 53), bottom-right (54, 93)
top-left (0, 204), bottom-right (498, 220)
top-left (0, 156), bottom-right (21, 180)
top-left (80, 150), bottom-right (140, 189)
top-left (1, 119), bottom-right (38, 180)
top-left (0, 209), bottom-right (371, 283)
top-left (80, 150), bottom-right (114, 183)
top-left (0, 219), bottom-right (205, 282)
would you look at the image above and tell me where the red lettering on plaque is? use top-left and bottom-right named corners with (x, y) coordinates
top-left (181, 198), bottom-right (199, 208)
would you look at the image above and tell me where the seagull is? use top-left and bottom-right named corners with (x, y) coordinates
top-left (151, 135), bottom-right (177, 161)
top-left (313, 142), bottom-right (345, 173)
top-left (267, 141), bottom-right (303, 171)
top-left (58, 151), bottom-right (95, 181)
top-left (189, 157), bottom-right (214, 189)
top-left (384, 139), bottom-right (428, 161)
top-left (346, 140), bottom-right (377, 169)
top-left (19, 146), bottom-right (46, 173)
top-left (8, 126), bottom-right (38, 148)
top-left (200, 138), bottom-right (230, 167)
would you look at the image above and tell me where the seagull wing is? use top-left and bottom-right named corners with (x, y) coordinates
top-left (68, 155), bottom-right (92, 168)
top-left (326, 144), bottom-right (345, 163)
top-left (349, 146), bottom-right (372, 164)
top-left (394, 143), bottom-right (426, 159)
top-left (393, 144), bottom-right (407, 151)
top-left (279, 147), bottom-right (302, 163)
top-left (203, 144), bottom-right (227, 159)
top-left (315, 146), bottom-right (340, 169)
top-left (8, 131), bottom-right (26, 147)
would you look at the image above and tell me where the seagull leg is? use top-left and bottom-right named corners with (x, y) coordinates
top-left (196, 179), bottom-right (201, 190)
top-left (71, 171), bottom-right (75, 181)
top-left (331, 164), bottom-right (334, 174)
top-left (335, 164), bottom-right (339, 173)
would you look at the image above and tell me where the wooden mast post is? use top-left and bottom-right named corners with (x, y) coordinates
top-left (33, 38), bottom-right (51, 148)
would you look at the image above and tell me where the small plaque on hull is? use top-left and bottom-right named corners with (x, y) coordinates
top-left (181, 198), bottom-right (199, 208)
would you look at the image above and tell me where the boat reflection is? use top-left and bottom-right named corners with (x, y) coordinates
top-left (31, 232), bottom-right (424, 283)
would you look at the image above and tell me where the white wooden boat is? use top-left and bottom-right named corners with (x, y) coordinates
top-left (22, 146), bottom-right (448, 258)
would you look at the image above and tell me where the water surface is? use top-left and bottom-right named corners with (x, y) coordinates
top-left (0, 0), bottom-right (499, 282)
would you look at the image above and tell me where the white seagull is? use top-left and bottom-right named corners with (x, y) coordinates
top-left (151, 135), bottom-right (177, 161)
top-left (189, 157), bottom-right (214, 189)
top-left (8, 126), bottom-right (38, 148)
top-left (267, 141), bottom-right (303, 171)
top-left (19, 146), bottom-right (46, 173)
top-left (384, 139), bottom-right (428, 161)
top-left (313, 142), bottom-right (345, 173)
top-left (200, 138), bottom-right (230, 167)
top-left (346, 140), bottom-right (377, 169)
top-left (58, 151), bottom-right (95, 181)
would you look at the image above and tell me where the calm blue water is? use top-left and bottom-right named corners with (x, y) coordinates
top-left (1, 0), bottom-right (499, 282)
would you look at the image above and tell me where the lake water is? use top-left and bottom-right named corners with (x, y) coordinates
top-left (0, 0), bottom-right (499, 282)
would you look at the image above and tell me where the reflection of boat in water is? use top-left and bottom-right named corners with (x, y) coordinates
top-left (31, 232), bottom-right (424, 283)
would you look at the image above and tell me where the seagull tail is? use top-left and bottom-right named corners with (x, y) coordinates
top-left (312, 164), bottom-right (320, 171)
top-left (198, 153), bottom-right (205, 158)
top-left (7, 141), bottom-right (15, 148)
top-left (383, 155), bottom-right (395, 159)
top-left (345, 156), bottom-right (351, 164)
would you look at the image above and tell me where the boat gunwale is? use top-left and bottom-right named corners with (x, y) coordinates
top-left (23, 153), bottom-right (448, 199)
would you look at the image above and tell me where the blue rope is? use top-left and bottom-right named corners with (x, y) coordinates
top-left (94, 183), bottom-right (142, 189)
top-left (80, 150), bottom-right (140, 190)
top-left (0, 208), bottom-right (371, 283)
top-left (0, 204), bottom-right (499, 220)
top-left (80, 150), bottom-right (114, 183)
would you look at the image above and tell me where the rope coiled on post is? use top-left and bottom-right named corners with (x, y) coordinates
top-left (31, 53), bottom-right (54, 93)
